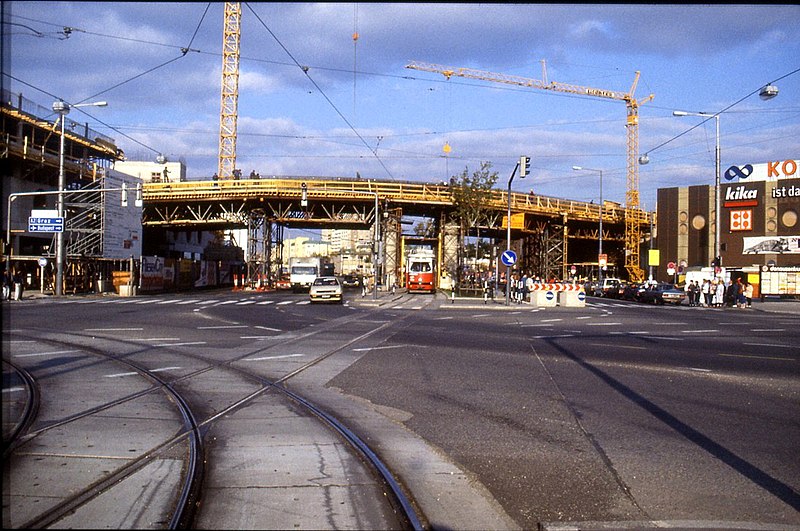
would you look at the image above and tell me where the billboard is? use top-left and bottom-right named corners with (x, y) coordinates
top-left (742, 236), bottom-right (800, 255)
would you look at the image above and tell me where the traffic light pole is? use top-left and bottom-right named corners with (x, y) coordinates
top-left (505, 156), bottom-right (529, 306)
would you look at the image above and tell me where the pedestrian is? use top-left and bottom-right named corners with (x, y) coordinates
top-left (744, 281), bottom-right (754, 308)
top-left (12, 270), bottom-right (24, 301)
top-left (690, 281), bottom-right (700, 306)
top-left (1, 269), bottom-right (10, 301)
top-left (725, 280), bottom-right (738, 307)
top-left (714, 279), bottom-right (725, 308)
top-left (685, 281), bottom-right (693, 306)
top-left (702, 279), bottom-right (712, 307)
top-left (736, 278), bottom-right (746, 308)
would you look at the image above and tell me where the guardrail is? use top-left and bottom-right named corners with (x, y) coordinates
top-left (143, 177), bottom-right (652, 225)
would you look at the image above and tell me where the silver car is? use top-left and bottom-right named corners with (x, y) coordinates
top-left (309, 276), bottom-right (343, 304)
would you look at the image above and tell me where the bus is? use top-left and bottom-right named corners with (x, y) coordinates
top-left (405, 249), bottom-right (436, 293)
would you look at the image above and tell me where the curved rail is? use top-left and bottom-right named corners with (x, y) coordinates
top-left (5, 337), bottom-right (204, 530)
top-left (6, 301), bottom-right (430, 529)
top-left (1, 358), bottom-right (40, 459)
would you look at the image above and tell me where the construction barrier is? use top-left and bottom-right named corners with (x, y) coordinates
top-left (529, 283), bottom-right (583, 291)
top-left (531, 289), bottom-right (558, 307)
top-left (558, 289), bottom-right (586, 307)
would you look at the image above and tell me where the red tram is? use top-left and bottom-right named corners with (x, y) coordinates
top-left (405, 250), bottom-right (436, 293)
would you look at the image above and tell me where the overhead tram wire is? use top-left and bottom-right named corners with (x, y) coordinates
top-left (244, 2), bottom-right (394, 180)
top-left (640, 66), bottom-right (800, 160)
top-left (10, 7), bottom-right (214, 158)
top-left (65, 6), bottom-right (211, 106)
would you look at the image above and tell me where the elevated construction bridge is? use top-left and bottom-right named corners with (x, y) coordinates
top-left (143, 177), bottom-right (653, 288)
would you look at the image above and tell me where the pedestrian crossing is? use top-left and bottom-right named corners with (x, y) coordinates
top-left (43, 295), bottom-right (317, 308)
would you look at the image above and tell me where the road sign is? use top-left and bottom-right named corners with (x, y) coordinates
top-left (28, 216), bottom-right (64, 233)
top-left (38, 257), bottom-right (48, 267)
top-left (598, 254), bottom-right (607, 267)
top-left (501, 250), bottom-right (517, 267)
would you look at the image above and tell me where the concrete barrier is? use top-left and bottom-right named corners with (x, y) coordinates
top-left (532, 289), bottom-right (558, 307)
top-left (558, 290), bottom-right (586, 307)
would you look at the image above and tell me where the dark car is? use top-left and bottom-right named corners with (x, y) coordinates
top-left (340, 274), bottom-right (361, 289)
top-left (637, 283), bottom-right (685, 305)
top-left (622, 283), bottom-right (642, 301)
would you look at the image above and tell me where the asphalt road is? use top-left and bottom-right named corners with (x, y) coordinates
top-left (3, 289), bottom-right (799, 529)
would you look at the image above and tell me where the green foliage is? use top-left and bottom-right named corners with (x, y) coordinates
top-left (448, 161), bottom-right (498, 227)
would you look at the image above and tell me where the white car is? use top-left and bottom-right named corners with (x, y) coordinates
top-left (309, 276), bottom-right (343, 304)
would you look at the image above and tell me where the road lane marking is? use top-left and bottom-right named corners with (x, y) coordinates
top-left (257, 300), bottom-right (275, 305)
top-left (153, 341), bottom-right (206, 347)
top-left (15, 350), bottom-right (81, 358)
top-left (255, 326), bottom-right (282, 331)
top-left (689, 367), bottom-right (713, 373)
top-left (352, 345), bottom-right (407, 352)
top-left (719, 353), bottom-right (794, 361)
top-left (586, 322), bottom-right (622, 326)
top-left (590, 343), bottom-right (647, 350)
top-left (236, 300), bottom-right (257, 305)
top-left (85, 327), bottom-right (144, 331)
top-left (244, 353), bottom-right (304, 361)
top-left (743, 342), bottom-right (795, 349)
top-left (540, 318), bottom-right (563, 323)
top-left (681, 329), bottom-right (719, 333)
top-left (749, 328), bottom-right (785, 332)
top-left (277, 300), bottom-right (295, 305)
top-left (196, 325), bottom-right (247, 329)
top-left (176, 299), bottom-right (200, 305)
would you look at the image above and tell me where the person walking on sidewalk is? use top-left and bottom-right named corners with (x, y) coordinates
top-left (744, 281), bottom-right (754, 308)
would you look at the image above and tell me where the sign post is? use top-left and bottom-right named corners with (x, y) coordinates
top-left (501, 249), bottom-right (517, 306)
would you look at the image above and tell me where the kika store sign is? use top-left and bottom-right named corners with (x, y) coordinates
top-left (724, 159), bottom-right (798, 182)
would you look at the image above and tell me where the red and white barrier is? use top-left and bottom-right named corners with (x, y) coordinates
top-left (529, 283), bottom-right (584, 292)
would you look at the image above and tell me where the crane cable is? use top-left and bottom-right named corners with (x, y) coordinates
top-left (244, 2), bottom-right (394, 179)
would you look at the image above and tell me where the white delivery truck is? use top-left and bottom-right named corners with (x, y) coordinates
top-left (289, 257), bottom-right (321, 292)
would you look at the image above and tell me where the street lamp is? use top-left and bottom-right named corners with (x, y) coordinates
top-left (672, 110), bottom-right (720, 272)
top-left (52, 99), bottom-right (108, 296)
top-left (572, 166), bottom-right (604, 287)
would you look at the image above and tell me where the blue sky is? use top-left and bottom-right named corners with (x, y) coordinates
top-left (5, 3), bottom-right (799, 210)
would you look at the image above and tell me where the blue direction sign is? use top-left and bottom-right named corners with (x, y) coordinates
top-left (28, 216), bottom-right (64, 233)
top-left (501, 249), bottom-right (517, 267)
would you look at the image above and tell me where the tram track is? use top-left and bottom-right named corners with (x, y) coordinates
top-left (3, 297), bottom-right (436, 529)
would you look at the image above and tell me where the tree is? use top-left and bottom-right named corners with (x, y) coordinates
top-left (448, 162), bottom-right (499, 282)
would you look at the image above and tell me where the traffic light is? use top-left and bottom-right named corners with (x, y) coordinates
top-left (711, 256), bottom-right (721, 268)
top-left (301, 182), bottom-right (308, 207)
top-left (121, 183), bottom-right (128, 207)
top-left (519, 156), bottom-right (531, 178)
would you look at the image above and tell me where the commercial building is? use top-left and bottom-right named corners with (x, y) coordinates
top-left (655, 159), bottom-right (799, 296)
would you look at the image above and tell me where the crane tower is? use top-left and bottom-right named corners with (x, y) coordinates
top-left (406, 60), bottom-right (653, 282)
top-left (218, 2), bottom-right (241, 180)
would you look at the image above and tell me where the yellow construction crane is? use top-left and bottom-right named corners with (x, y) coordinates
top-left (218, 2), bottom-right (241, 180)
top-left (406, 60), bottom-right (653, 282)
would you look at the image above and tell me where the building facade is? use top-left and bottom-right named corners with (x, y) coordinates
top-left (656, 159), bottom-right (800, 294)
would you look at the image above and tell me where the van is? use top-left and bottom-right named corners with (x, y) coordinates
top-left (599, 277), bottom-right (621, 297)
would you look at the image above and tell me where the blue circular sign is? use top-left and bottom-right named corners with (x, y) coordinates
top-left (545, 291), bottom-right (555, 300)
top-left (501, 250), bottom-right (517, 267)
top-left (578, 291), bottom-right (586, 302)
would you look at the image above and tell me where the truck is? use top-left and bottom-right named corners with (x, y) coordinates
top-left (289, 257), bottom-right (322, 292)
